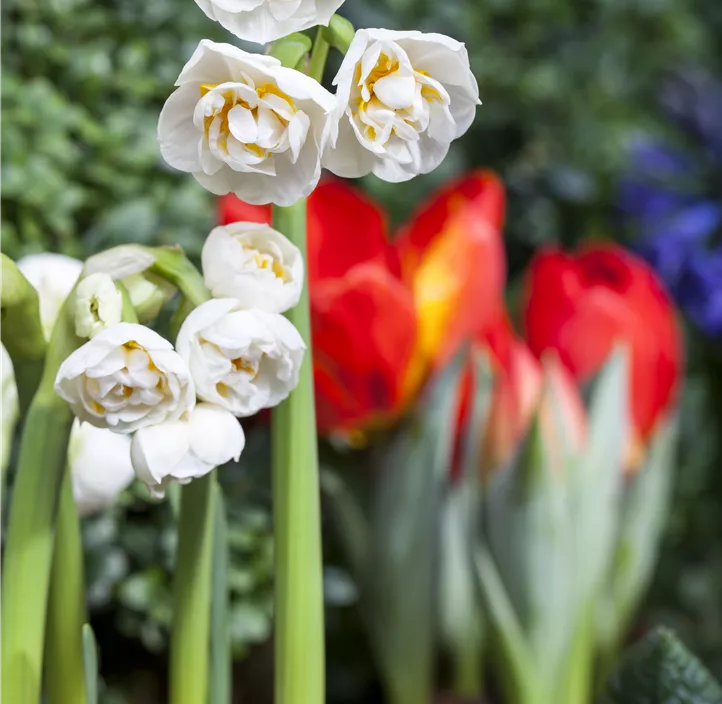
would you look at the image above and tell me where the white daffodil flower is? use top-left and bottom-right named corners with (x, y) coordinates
top-left (158, 40), bottom-right (337, 206)
top-left (201, 222), bottom-right (303, 313)
top-left (323, 29), bottom-right (480, 182)
top-left (1, 345), bottom-right (18, 474)
top-left (74, 273), bottom-right (123, 339)
top-left (131, 403), bottom-right (245, 498)
top-left (176, 298), bottom-right (305, 417)
top-left (55, 323), bottom-right (195, 433)
top-left (68, 420), bottom-right (135, 516)
top-left (194, 0), bottom-right (346, 45)
top-left (17, 253), bottom-right (83, 339)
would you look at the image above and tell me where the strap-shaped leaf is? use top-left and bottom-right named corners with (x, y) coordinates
top-left (82, 624), bottom-right (99, 704)
top-left (366, 352), bottom-right (465, 704)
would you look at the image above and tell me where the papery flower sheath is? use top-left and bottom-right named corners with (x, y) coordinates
top-left (158, 40), bottom-right (337, 206)
top-left (323, 29), bottom-right (480, 182)
top-left (202, 222), bottom-right (303, 313)
top-left (193, 0), bottom-right (346, 46)
top-left (55, 323), bottom-right (195, 433)
top-left (176, 298), bottom-right (305, 417)
top-left (131, 403), bottom-right (245, 498)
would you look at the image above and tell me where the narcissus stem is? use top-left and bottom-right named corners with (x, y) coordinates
top-left (308, 26), bottom-right (330, 83)
top-left (170, 474), bottom-right (217, 704)
top-left (45, 472), bottom-right (87, 704)
top-left (272, 201), bottom-right (325, 704)
top-left (1, 298), bottom-right (81, 704)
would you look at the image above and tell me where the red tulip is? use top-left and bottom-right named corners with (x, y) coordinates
top-left (522, 244), bottom-right (682, 462)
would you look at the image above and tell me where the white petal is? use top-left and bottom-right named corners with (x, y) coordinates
top-left (158, 86), bottom-right (203, 172)
top-left (188, 403), bottom-right (245, 466)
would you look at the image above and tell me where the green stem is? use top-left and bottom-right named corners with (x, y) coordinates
top-left (308, 26), bottom-right (330, 83)
top-left (170, 474), bottom-right (217, 704)
top-left (271, 201), bottom-right (325, 704)
top-left (1, 298), bottom-right (81, 704)
top-left (559, 601), bottom-right (596, 704)
top-left (44, 472), bottom-right (87, 704)
top-left (209, 484), bottom-right (231, 704)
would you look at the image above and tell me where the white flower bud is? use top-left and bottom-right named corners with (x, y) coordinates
top-left (55, 323), bottom-right (195, 433)
top-left (131, 403), bottom-right (245, 498)
top-left (83, 245), bottom-right (155, 281)
top-left (193, 0), bottom-right (346, 45)
top-left (74, 273), bottom-right (123, 339)
top-left (324, 29), bottom-right (480, 182)
top-left (68, 420), bottom-right (135, 516)
top-left (201, 222), bottom-right (303, 313)
top-left (158, 40), bottom-right (337, 206)
top-left (17, 253), bottom-right (83, 340)
top-left (176, 298), bottom-right (305, 417)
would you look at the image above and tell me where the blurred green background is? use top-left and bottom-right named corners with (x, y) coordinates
top-left (3, 0), bottom-right (722, 700)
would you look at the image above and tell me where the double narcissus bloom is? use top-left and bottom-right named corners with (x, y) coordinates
top-left (158, 40), bottom-right (337, 207)
top-left (194, 0), bottom-right (347, 45)
top-left (522, 244), bottom-right (682, 467)
top-left (324, 29), bottom-right (480, 182)
top-left (218, 169), bottom-right (506, 436)
top-left (55, 323), bottom-right (197, 434)
top-left (176, 298), bottom-right (305, 417)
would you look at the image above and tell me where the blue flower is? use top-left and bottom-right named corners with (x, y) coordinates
top-left (617, 71), bottom-right (722, 337)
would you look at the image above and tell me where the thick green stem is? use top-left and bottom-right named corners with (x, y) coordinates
top-left (308, 27), bottom-right (330, 83)
top-left (271, 201), bottom-right (325, 704)
top-left (558, 601), bottom-right (596, 704)
top-left (1, 299), bottom-right (81, 704)
top-left (45, 472), bottom-right (87, 704)
top-left (209, 484), bottom-right (231, 704)
top-left (170, 474), bottom-right (217, 704)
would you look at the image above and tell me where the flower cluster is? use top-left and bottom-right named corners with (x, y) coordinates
top-left (45, 223), bottom-right (305, 499)
top-left (158, 3), bottom-right (479, 206)
top-left (617, 70), bottom-right (722, 338)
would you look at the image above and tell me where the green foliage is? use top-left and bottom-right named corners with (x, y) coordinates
top-left (604, 627), bottom-right (722, 703)
top-left (1, 0), bottom-right (231, 260)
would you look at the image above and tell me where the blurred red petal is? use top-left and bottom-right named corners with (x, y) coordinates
top-left (218, 194), bottom-right (271, 226)
top-left (312, 263), bottom-right (417, 433)
top-left (307, 180), bottom-right (398, 283)
top-left (523, 243), bottom-right (682, 441)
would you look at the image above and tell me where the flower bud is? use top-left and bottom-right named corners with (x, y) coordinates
top-left (74, 273), bottom-right (123, 339)
top-left (1, 345), bottom-right (18, 473)
top-left (68, 420), bottom-right (135, 516)
top-left (17, 253), bottom-right (83, 340)
top-left (201, 222), bottom-right (303, 313)
top-left (131, 403), bottom-right (245, 498)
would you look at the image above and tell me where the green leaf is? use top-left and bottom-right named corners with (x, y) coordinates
top-left (438, 352), bottom-right (492, 697)
top-left (603, 627), bottom-right (722, 704)
top-left (366, 352), bottom-right (465, 704)
top-left (598, 416), bottom-right (680, 661)
top-left (82, 624), bottom-right (99, 704)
